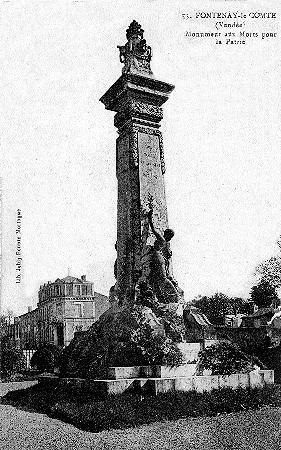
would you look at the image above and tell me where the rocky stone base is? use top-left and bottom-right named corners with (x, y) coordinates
top-left (59, 303), bottom-right (187, 379)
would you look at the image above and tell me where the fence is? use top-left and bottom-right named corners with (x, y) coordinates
top-left (22, 349), bottom-right (36, 369)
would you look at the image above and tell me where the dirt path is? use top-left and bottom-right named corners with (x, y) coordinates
top-left (0, 380), bottom-right (38, 397)
top-left (1, 382), bottom-right (281, 449)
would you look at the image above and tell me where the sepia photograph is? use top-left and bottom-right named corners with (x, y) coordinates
top-left (0, 0), bottom-right (280, 448)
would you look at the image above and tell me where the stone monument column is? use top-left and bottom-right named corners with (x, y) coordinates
top-left (100, 21), bottom-right (179, 306)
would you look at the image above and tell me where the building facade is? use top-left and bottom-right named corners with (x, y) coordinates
top-left (15, 275), bottom-right (109, 348)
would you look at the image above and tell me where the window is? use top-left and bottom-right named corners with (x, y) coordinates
top-left (74, 303), bottom-right (82, 318)
top-left (66, 284), bottom-right (72, 296)
top-left (82, 285), bottom-right (87, 296)
top-left (76, 285), bottom-right (81, 295)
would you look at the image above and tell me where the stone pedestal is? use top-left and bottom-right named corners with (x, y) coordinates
top-left (60, 22), bottom-right (186, 381)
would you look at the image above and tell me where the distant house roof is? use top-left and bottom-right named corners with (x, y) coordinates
top-left (54, 276), bottom-right (93, 284)
top-left (240, 307), bottom-right (274, 328)
top-left (191, 311), bottom-right (212, 327)
top-left (184, 306), bottom-right (212, 327)
top-left (245, 307), bottom-right (273, 319)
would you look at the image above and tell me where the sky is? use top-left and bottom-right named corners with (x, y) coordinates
top-left (0, 0), bottom-right (280, 315)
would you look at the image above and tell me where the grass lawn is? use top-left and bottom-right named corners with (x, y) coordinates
top-left (99, 406), bottom-right (281, 450)
top-left (1, 382), bottom-right (281, 449)
top-left (2, 382), bottom-right (281, 433)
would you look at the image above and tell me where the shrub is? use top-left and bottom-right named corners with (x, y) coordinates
top-left (59, 304), bottom-right (185, 379)
top-left (131, 322), bottom-right (183, 366)
top-left (215, 327), bottom-right (270, 367)
top-left (1, 343), bottom-right (26, 379)
top-left (197, 341), bottom-right (256, 375)
top-left (30, 344), bottom-right (62, 373)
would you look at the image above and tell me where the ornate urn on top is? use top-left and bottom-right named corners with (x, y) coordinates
top-left (117, 20), bottom-right (153, 77)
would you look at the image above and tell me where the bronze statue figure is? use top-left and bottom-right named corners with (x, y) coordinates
top-left (147, 209), bottom-right (182, 303)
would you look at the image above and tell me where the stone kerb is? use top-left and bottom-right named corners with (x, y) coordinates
top-left (108, 364), bottom-right (197, 380)
top-left (249, 370), bottom-right (265, 388)
top-left (154, 378), bottom-right (175, 394)
top-left (38, 369), bottom-right (274, 396)
top-left (92, 379), bottom-right (137, 396)
top-left (219, 373), bottom-right (239, 390)
top-left (174, 377), bottom-right (194, 392)
top-left (38, 373), bottom-right (59, 387)
top-left (159, 365), bottom-right (197, 378)
top-left (193, 375), bottom-right (219, 393)
top-left (237, 373), bottom-right (251, 389)
top-left (108, 366), bottom-right (141, 380)
top-left (204, 340), bottom-right (219, 348)
top-left (259, 369), bottom-right (274, 384)
top-left (218, 372), bottom-right (264, 390)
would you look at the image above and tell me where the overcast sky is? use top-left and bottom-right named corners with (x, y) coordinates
top-left (1, 0), bottom-right (280, 315)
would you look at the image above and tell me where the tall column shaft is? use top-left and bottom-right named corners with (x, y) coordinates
top-left (100, 22), bottom-right (175, 305)
top-left (101, 74), bottom-right (174, 304)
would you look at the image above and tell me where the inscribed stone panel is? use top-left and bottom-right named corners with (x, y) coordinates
top-left (116, 134), bottom-right (135, 293)
top-left (138, 131), bottom-right (168, 244)
top-left (138, 132), bottom-right (168, 231)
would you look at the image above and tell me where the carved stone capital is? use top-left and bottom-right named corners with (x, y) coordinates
top-left (130, 100), bottom-right (163, 119)
top-left (114, 99), bottom-right (163, 131)
top-left (100, 74), bottom-right (174, 114)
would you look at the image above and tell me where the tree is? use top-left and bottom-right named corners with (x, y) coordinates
top-left (255, 256), bottom-right (281, 290)
top-left (192, 293), bottom-right (249, 325)
top-left (0, 337), bottom-right (26, 379)
top-left (230, 297), bottom-right (251, 315)
top-left (0, 309), bottom-right (14, 335)
top-left (250, 279), bottom-right (279, 309)
top-left (0, 309), bottom-right (14, 323)
top-left (5, 309), bottom-right (14, 326)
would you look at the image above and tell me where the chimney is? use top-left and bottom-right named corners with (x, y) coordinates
top-left (28, 306), bottom-right (32, 313)
top-left (81, 275), bottom-right (86, 281)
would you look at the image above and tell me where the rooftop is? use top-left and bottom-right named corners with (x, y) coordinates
top-left (40, 275), bottom-right (94, 287)
top-left (58, 276), bottom-right (93, 284)
top-left (245, 307), bottom-right (273, 319)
